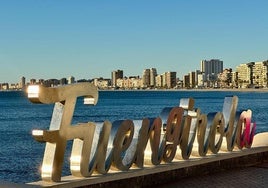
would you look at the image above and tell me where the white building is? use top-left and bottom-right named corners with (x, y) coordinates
top-left (68, 76), bottom-right (75, 84)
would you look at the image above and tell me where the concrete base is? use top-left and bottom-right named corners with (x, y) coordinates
top-left (27, 132), bottom-right (268, 188)
top-left (28, 147), bottom-right (268, 188)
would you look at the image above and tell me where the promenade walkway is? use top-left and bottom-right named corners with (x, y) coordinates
top-left (2, 161), bottom-right (268, 188)
top-left (156, 162), bottom-right (268, 188)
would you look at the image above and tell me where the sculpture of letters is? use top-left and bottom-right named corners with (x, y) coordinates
top-left (27, 83), bottom-right (256, 182)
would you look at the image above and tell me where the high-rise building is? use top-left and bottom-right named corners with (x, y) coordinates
top-left (60, 78), bottom-right (68, 85)
top-left (201, 59), bottom-right (223, 81)
top-left (236, 63), bottom-right (250, 88)
top-left (155, 74), bottom-right (163, 88)
top-left (166, 72), bottom-right (177, 88)
top-left (263, 60), bottom-right (268, 87)
top-left (250, 61), bottom-right (268, 87)
top-left (111, 70), bottom-right (123, 87)
top-left (231, 71), bottom-right (238, 87)
top-left (184, 71), bottom-right (200, 88)
top-left (189, 71), bottom-right (196, 88)
top-left (236, 61), bottom-right (268, 88)
top-left (30, 79), bottom-right (37, 85)
top-left (142, 68), bottom-right (157, 88)
top-left (68, 76), bottom-right (75, 84)
top-left (20, 76), bottom-right (26, 89)
top-left (183, 74), bottom-right (190, 88)
top-left (150, 68), bottom-right (157, 87)
top-left (252, 62), bottom-right (266, 87)
top-left (142, 69), bottom-right (150, 88)
top-left (197, 73), bottom-right (205, 88)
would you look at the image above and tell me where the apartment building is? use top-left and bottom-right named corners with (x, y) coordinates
top-left (236, 61), bottom-right (268, 88)
top-left (201, 59), bottom-right (223, 81)
top-left (166, 72), bottom-right (177, 89)
top-left (111, 70), bottom-right (123, 87)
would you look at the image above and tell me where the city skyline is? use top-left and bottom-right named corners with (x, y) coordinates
top-left (1, 59), bottom-right (268, 90)
top-left (0, 58), bottom-right (268, 84)
top-left (0, 58), bottom-right (267, 85)
top-left (1, 0), bottom-right (268, 83)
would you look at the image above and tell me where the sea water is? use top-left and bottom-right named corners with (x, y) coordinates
top-left (0, 90), bottom-right (268, 183)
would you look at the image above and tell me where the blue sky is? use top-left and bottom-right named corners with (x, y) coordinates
top-left (1, 0), bottom-right (268, 83)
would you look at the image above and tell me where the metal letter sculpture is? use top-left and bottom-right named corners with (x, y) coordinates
top-left (28, 83), bottom-right (98, 182)
top-left (27, 83), bottom-right (256, 182)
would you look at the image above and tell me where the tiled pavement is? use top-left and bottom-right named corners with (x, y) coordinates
top-left (1, 162), bottom-right (268, 187)
top-left (156, 162), bottom-right (268, 188)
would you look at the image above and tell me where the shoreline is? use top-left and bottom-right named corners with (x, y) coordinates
top-left (2, 87), bottom-right (268, 93)
top-left (99, 88), bottom-right (268, 92)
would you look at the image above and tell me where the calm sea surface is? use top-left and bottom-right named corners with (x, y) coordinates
top-left (0, 90), bottom-right (268, 183)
